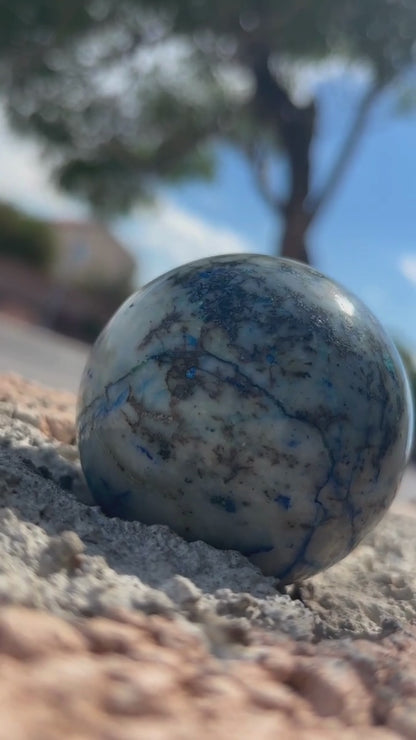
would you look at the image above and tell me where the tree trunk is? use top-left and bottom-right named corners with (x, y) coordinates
top-left (250, 48), bottom-right (315, 267)
top-left (280, 207), bottom-right (311, 264)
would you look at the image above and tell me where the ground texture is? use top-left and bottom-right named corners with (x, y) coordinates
top-left (0, 373), bottom-right (416, 739)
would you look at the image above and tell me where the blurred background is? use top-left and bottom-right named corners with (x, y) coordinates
top-left (0, 0), bottom-right (415, 457)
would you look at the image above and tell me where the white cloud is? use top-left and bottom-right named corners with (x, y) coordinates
top-left (0, 106), bottom-right (86, 219)
top-left (278, 57), bottom-right (373, 105)
top-left (114, 199), bottom-right (256, 285)
top-left (398, 254), bottom-right (416, 285)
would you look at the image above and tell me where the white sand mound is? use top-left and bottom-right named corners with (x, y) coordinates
top-left (0, 374), bottom-right (415, 644)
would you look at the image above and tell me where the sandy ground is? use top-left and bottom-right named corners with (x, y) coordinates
top-left (0, 367), bottom-right (415, 641)
top-left (1, 315), bottom-right (416, 736)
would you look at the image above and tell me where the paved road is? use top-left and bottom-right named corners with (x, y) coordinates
top-left (0, 314), bottom-right (414, 501)
top-left (0, 315), bottom-right (89, 393)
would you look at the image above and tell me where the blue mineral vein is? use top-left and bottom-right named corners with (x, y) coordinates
top-left (136, 444), bottom-right (154, 461)
top-left (275, 494), bottom-right (292, 510)
top-left (210, 495), bottom-right (237, 513)
top-left (79, 325), bottom-right (395, 581)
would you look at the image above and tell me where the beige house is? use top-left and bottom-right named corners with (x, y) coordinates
top-left (49, 221), bottom-right (137, 289)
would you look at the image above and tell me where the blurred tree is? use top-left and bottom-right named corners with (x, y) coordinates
top-left (0, 0), bottom-right (415, 262)
top-left (0, 202), bottom-right (54, 269)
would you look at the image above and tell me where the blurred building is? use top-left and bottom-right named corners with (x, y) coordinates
top-left (0, 220), bottom-right (138, 343)
top-left (49, 221), bottom-right (136, 289)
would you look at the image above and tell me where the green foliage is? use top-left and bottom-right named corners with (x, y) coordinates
top-left (0, 203), bottom-right (54, 270)
top-left (0, 1), bottom-right (415, 256)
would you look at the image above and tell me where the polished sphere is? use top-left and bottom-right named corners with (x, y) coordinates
top-left (77, 255), bottom-right (413, 583)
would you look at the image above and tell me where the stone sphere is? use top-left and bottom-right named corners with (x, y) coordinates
top-left (77, 255), bottom-right (413, 583)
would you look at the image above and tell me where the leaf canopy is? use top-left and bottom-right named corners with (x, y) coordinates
top-left (0, 0), bottom-right (415, 212)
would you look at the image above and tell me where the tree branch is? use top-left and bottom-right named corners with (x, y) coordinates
top-left (308, 83), bottom-right (383, 219)
top-left (245, 142), bottom-right (285, 213)
top-left (250, 48), bottom-right (316, 214)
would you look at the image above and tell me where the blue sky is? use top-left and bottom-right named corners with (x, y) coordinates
top-left (116, 73), bottom-right (416, 352)
top-left (0, 68), bottom-right (415, 352)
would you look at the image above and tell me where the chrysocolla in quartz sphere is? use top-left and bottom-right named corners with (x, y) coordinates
top-left (77, 255), bottom-right (413, 583)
